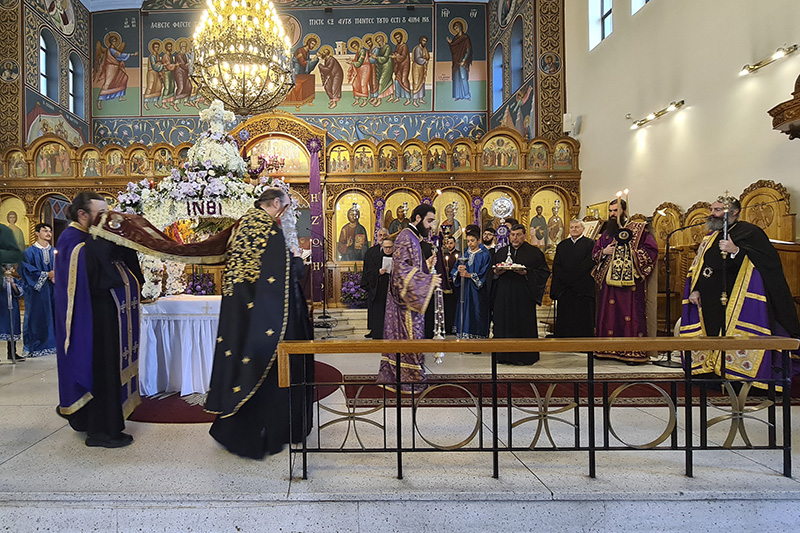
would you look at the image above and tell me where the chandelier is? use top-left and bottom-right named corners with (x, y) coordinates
top-left (192, 0), bottom-right (294, 116)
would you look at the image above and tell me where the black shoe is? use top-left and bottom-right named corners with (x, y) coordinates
top-left (85, 433), bottom-right (134, 448)
top-left (7, 354), bottom-right (25, 362)
top-left (364, 332), bottom-right (372, 338)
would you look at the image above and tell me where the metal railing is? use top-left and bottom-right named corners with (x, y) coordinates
top-left (277, 337), bottom-right (798, 480)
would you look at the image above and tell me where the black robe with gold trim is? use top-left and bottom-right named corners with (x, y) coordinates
top-left (206, 208), bottom-right (314, 459)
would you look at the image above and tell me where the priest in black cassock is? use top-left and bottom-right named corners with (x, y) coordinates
top-left (491, 224), bottom-right (550, 365)
top-left (361, 228), bottom-right (390, 338)
top-left (362, 235), bottom-right (393, 339)
top-left (206, 188), bottom-right (314, 459)
top-left (551, 219), bottom-right (595, 337)
top-left (441, 235), bottom-right (459, 335)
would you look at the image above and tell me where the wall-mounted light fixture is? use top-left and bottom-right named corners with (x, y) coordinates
top-left (629, 100), bottom-right (685, 130)
top-left (739, 44), bottom-right (798, 76)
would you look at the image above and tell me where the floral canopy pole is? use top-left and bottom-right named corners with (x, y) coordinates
top-left (117, 99), bottom-right (298, 299)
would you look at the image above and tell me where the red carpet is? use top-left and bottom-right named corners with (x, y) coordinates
top-left (129, 361), bottom-right (342, 424)
top-left (341, 373), bottom-right (800, 408)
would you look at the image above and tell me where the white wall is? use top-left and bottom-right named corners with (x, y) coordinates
top-left (565, 0), bottom-right (800, 236)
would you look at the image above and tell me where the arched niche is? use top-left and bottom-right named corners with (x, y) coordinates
top-left (426, 140), bottom-right (449, 172)
top-left (530, 188), bottom-right (568, 252)
top-left (334, 189), bottom-right (374, 262)
top-left (401, 140), bottom-right (425, 172)
top-left (352, 142), bottom-right (376, 174)
top-left (377, 141), bottom-right (401, 173)
top-left (5, 149), bottom-right (28, 178)
top-left (151, 143), bottom-right (175, 176)
top-left (527, 139), bottom-right (551, 170)
top-left (246, 134), bottom-right (310, 176)
top-left (0, 196), bottom-right (30, 249)
top-left (384, 188), bottom-right (421, 236)
top-left (31, 136), bottom-right (72, 178)
top-left (34, 193), bottom-right (70, 244)
top-left (433, 187), bottom-right (470, 247)
top-left (327, 142), bottom-right (352, 174)
top-left (451, 139), bottom-right (475, 171)
top-left (128, 145), bottom-right (151, 176)
top-left (553, 138), bottom-right (579, 171)
top-left (481, 187), bottom-right (521, 230)
top-left (76, 145), bottom-right (102, 177)
top-left (479, 128), bottom-right (523, 171)
top-left (101, 145), bottom-right (126, 176)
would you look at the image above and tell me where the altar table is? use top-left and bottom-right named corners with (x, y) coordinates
top-left (139, 295), bottom-right (221, 396)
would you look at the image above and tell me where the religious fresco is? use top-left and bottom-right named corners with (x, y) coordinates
top-left (433, 189), bottom-right (470, 244)
top-left (7, 151), bottom-right (27, 178)
top-left (141, 0), bottom-right (432, 8)
top-left (41, 0), bottom-right (75, 36)
top-left (81, 150), bottom-right (101, 177)
top-left (528, 141), bottom-right (548, 170)
top-left (539, 52), bottom-right (561, 76)
top-left (141, 11), bottom-right (208, 117)
top-left (328, 145), bottom-right (351, 174)
top-left (402, 144), bottom-right (424, 172)
top-left (352, 144), bottom-right (374, 173)
top-left (104, 148), bottom-right (125, 175)
top-left (1, 60), bottom-right (20, 83)
top-left (129, 148), bottom-right (150, 175)
top-left (34, 141), bottom-right (71, 177)
top-left (481, 135), bottom-right (519, 170)
top-left (481, 188), bottom-right (517, 229)
top-left (277, 7), bottom-right (436, 114)
top-left (553, 141), bottom-right (573, 170)
top-left (490, 78), bottom-right (535, 139)
top-left (434, 4), bottom-right (487, 112)
top-left (0, 197), bottom-right (30, 248)
top-left (497, 0), bottom-right (518, 29)
top-left (91, 11), bottom-right (141, 117)
top-left (246, 137), bottom-right (310, 175)
top-left (152, 147), bottom-right (174, 175)
top-left (378, 145), bottom-right (399, 172)
top-left (426, 142), bottom-right (448, 171)
top-left (529, 189), bottom-right (565, 251)
top-left (383, 190), bottom-right (418, 233)
top-left (451, 141), bottom-right (472, 170)
top-left (334, 191), bottom-right (373, 262)
top-left (25, 90), bottom-right (88, 146)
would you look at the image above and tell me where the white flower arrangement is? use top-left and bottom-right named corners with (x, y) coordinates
top-left (164, 260), bottom-right (188, 295)
top-left (139, 253), bottom-right (165, 301)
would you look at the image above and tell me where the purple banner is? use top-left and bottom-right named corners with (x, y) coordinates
top-left (307, 137), bottom-right (324, 304)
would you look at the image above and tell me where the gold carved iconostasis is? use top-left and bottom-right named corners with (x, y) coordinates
top-left (1, 120), bottom-right (583, 307)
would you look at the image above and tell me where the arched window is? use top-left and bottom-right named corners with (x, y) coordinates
top-left (69, 53), bottom-right (85, 118)
top-left (39, 29), bottom-right (58, 101)
top-left (510, 18), bottom-right (523, 93)
top-left (492, 44), bottom-right (504, 112)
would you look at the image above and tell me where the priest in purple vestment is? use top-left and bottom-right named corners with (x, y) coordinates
top-left (681, 197), bottom-right (800, 388)
top-left (377, 204), bottom-right (440, 391)
top-left (55, 192), bottom-right (144, 448)
top-left (591, 198), bottom-right (658, 363)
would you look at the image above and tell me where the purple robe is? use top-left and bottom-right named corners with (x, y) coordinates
top-left (54, 223), bottom-right (94, 415)
top-left (592, 221), bottom-right (658, 363)
top-left (377, 226), bottom-right (435, 390)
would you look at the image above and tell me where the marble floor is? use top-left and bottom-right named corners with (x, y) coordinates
top-left (1, 341), bottom-right (800, 532)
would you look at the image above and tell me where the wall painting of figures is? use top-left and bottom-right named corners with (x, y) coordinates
top-left (334, 190), bottom-right (374, 262)
top-left (434, 3), bottom-right (487, 112)
top-left (276, 6), bottom-right (442, 114)
top-left (141, 10), bottom-right (209, 116)
top-left (91, 11), bottom-right (141, 117)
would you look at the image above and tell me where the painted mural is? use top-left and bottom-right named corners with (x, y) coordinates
top-left (93, 113), bottom-right (487, 147)
top-left (434, 4), bottom-right (487, 112)
top-left (490, 78), bottom-right (535, 138)
top-left (91, 10), bottom-right (141, 117)
top-left (277, 7), bottom-right (436, 114)
top-left (25, 89), bottom-right (89, 146)
top-left (141, 11), bottom-right (207, 116)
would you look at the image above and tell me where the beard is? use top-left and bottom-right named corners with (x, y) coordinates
top-left (705, 213), bottom-right (737, 232)
top-left (605, 216), bottom-right (626, 235)
top-left (482, 237), bottom-right (493, 245)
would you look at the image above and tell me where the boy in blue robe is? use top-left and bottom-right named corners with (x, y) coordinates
top-left (1, 224), bottom-right (24, 361)
top-left (21, 223), bottom-right (56, 357)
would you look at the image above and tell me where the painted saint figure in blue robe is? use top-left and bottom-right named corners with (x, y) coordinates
top-left (451, 234), bottom-right (490, 339)
top-left (21, 224), bottom-right (56, 357)
top-left (447, 20), bottom-right (472, 101)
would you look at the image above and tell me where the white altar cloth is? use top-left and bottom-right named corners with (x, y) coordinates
top-left (139, 295), bottom-right (221, 396)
